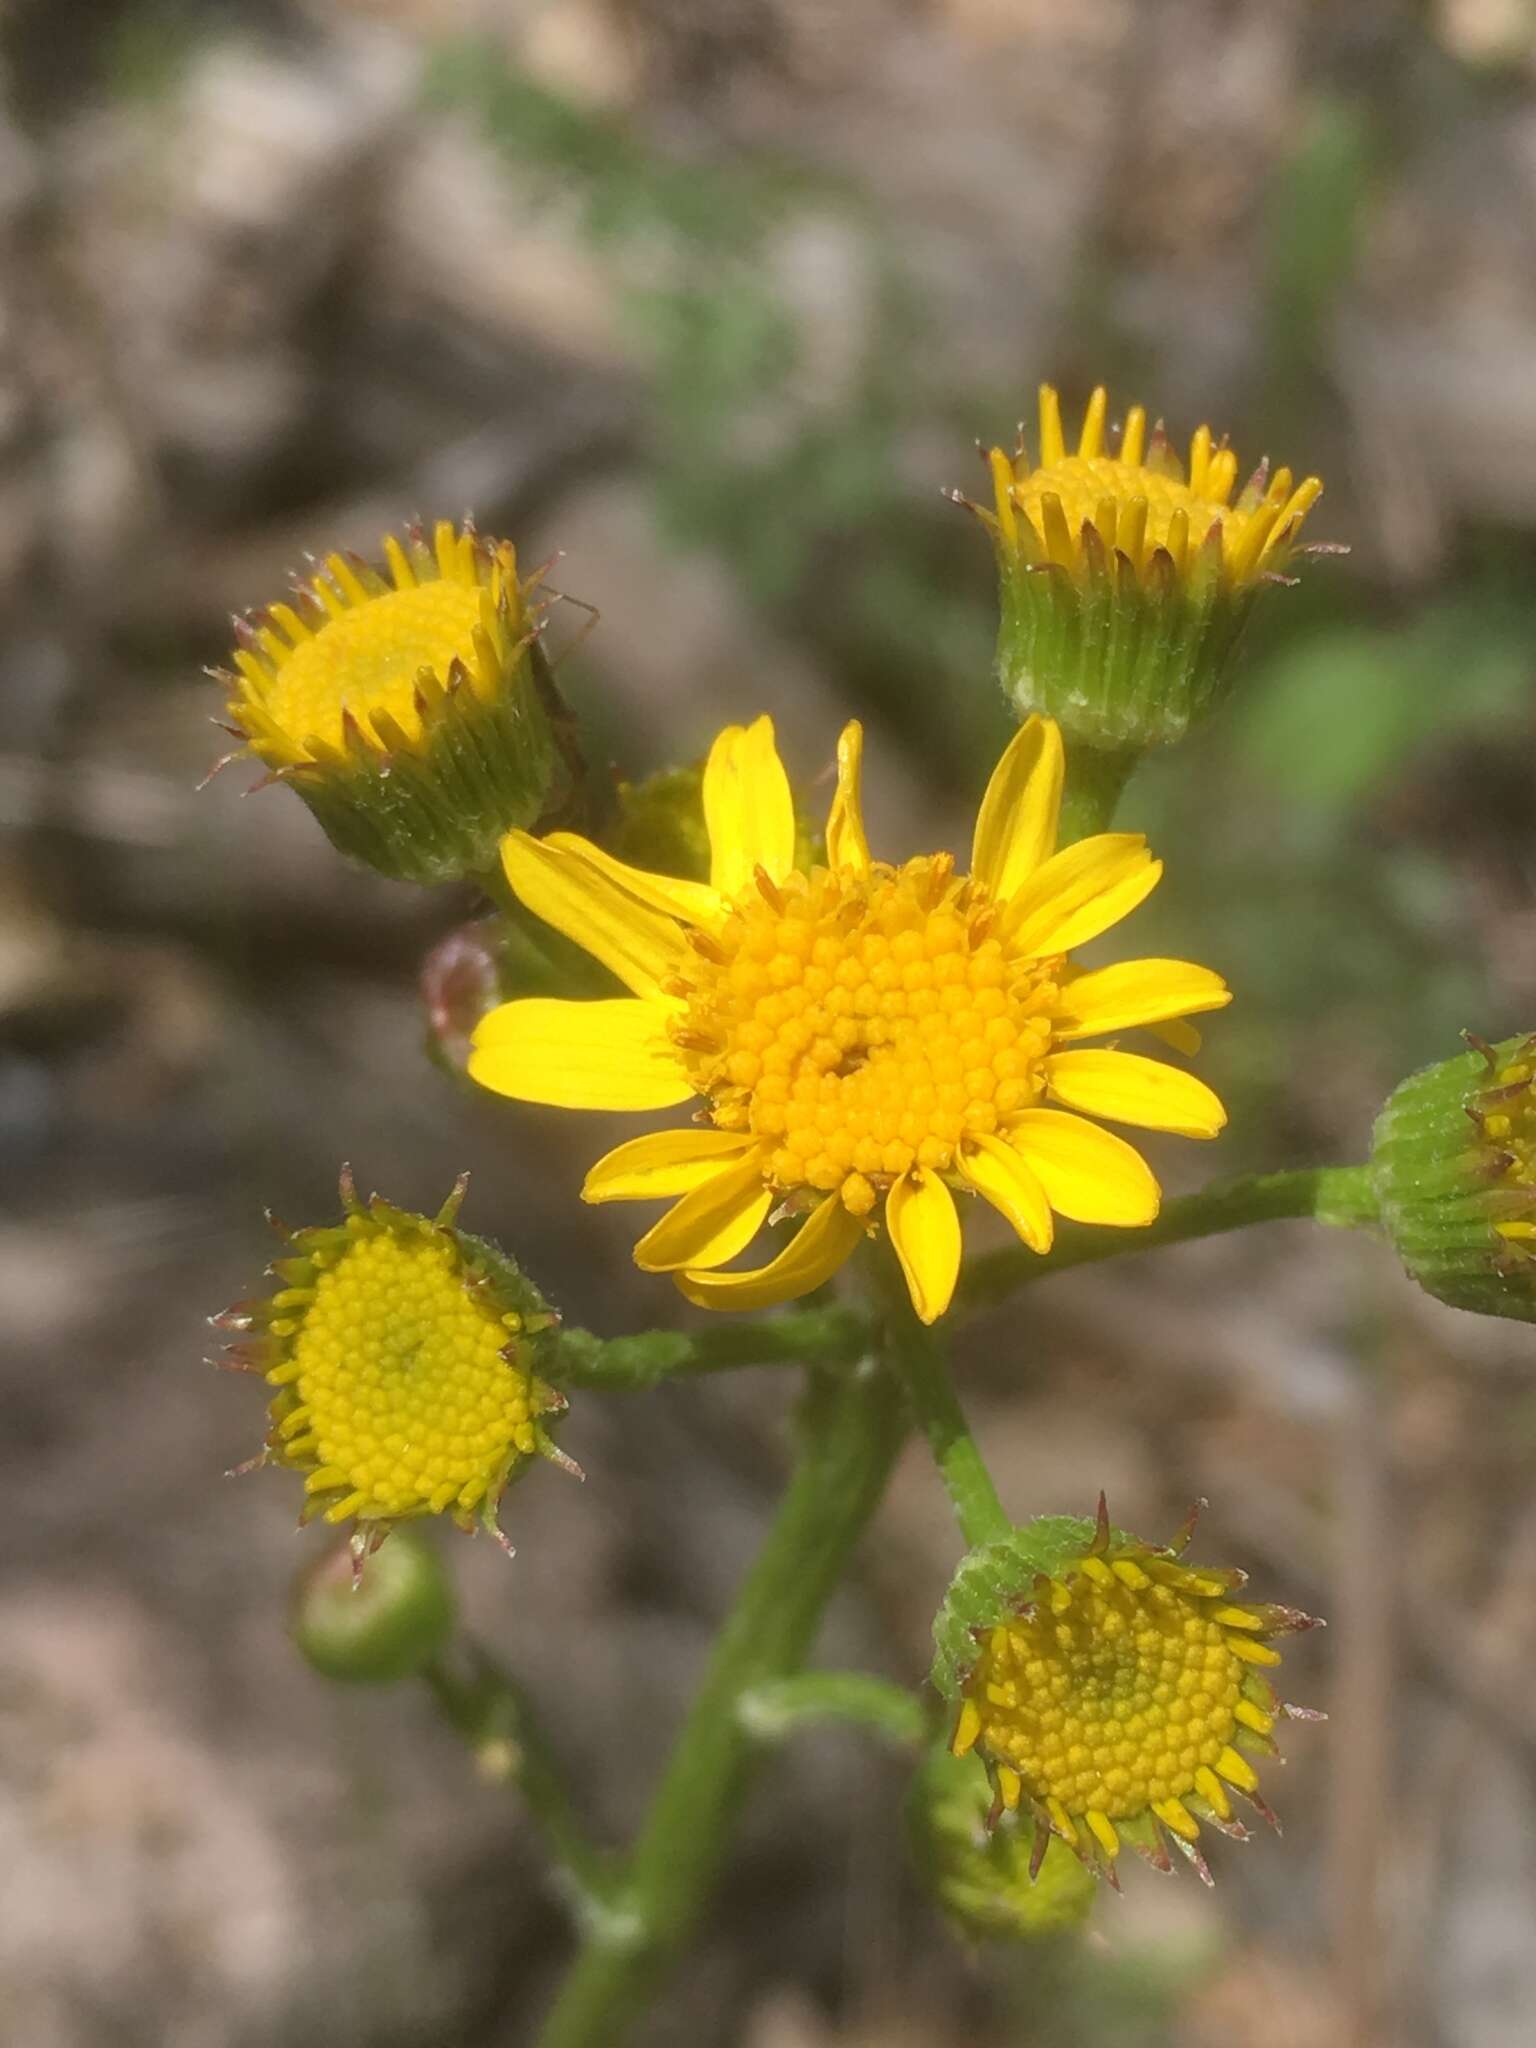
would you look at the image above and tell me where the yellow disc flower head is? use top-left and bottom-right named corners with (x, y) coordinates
top-left (212, 520), bottom-right (571, 884)
top-left (469, 713), bottom-right (1231, 1323)
top-left (213, 1170), bottom-right (577, 1563)
top-left (974, 384), bottom-right (1327, 750)
top-left (933, 1502), bottom-right (1321, 1886)
top-left (1373, 1031), bottom-right (1536, 1323)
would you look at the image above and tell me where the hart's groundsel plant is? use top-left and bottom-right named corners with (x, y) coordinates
top-left (196, 375), bottom-right (1520, 2048)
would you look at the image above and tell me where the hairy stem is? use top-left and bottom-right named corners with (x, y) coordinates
top-left (1056, 741), bottom-right (1140, 845)
top-left (960, 1162), bottom-right (1377, 1313)
top-left (535, 1361), bottom-right (907, 2048)
top-left (738, 1672), bottom-right (929, 1749)
top-left (879, 1275), bottom-right (1013, 1547)
top-left (423, 1644), bottom-right (614, 1918)
top-left (551, 1306), bottom-right (867, 1390)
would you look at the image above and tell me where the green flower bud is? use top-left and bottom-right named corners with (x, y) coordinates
top-left (292, 1526), bottom-right (455, 1684)
top-left (1372, 1032), bottom-right (1536, 1322)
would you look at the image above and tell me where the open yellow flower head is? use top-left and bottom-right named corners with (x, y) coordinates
top-left (212, 1170), bottom-right (576, 1563)
top-left (1373, 1031), bottom-right (1536, 1323)
top-left (468, 712), bottom-right (1231, 1323)
top-left (212, 520), bottom-right (570, 884)
top-left (974, 384), bottom-right (1327, 750)
top-left (932, 1502), bottom-right (1321, 1886)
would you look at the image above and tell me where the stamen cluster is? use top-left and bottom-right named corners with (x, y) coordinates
top-left (673, 860), bottom-right (1060, 1217)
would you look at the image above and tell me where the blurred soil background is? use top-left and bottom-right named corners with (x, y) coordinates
top-left (2, 1), bottom-right (1535, 2044)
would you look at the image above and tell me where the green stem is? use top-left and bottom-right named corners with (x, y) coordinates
top-left (960, 1162), bottom-right (1377, 1314)
top-left (535, 1362), bottom-right (907, 2048)
top-left (423, 1644), bottom-right (614, 1919)
top-left (738, 1672), bottom-right (929, 1750)
top-left (879, 1280), bottom-right (1013, 1547)
top-left (1056, 742), bottom-right (1140, 844)
top-left (551, 1306), bottom-right (867, 1391)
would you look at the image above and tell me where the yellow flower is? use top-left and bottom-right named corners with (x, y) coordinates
top-left (976, 385), bottom-right (1326, 749)
top-left (469, 713), bottom-right (1230, 1323)
top-left (213, 520), bottom-right (568, 884)
top-left (213, 1171), bottom-right (575, 1557)
top-left (941, 1503), bottom-right (1320, 1884)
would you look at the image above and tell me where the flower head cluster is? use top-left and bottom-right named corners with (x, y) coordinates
top-left (212, 1171), bottom-right (576, 1558)
top-left (213, 521), bottom-right (568, 883)
top-left (1373, 1031), bottom-right (1536, 1322)
top-left (975, 385), bottom-right (1325, 749)
top-left (469, 714), bottom-right (1230, 1322)
top-left (933, 1503), bottom-right (1320, 1884)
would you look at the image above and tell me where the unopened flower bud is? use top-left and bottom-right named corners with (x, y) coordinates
top-left (1372, 1032), bottom-right (1536, 1322)
top-left (292, 1526), bottom-right (455, 1683)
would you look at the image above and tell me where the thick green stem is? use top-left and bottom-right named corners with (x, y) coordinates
top-left (1056, 742), bottom-right (1140, 844)
top-left (535, 1362), bottom-right (907, 2048)
top-left (960, 1162), bottom-right (1377, 1314)
top-left (551, 1306), bottom-right (867, 1391)
top-left (423, 1645), bottom-right (614, 1918)
top-left (879, 1278), bottom-right (1013, 1547)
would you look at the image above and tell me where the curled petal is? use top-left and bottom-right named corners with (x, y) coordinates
top-left (970, 715), bottom-right (1064, 902)
top-left (502, 832), bottom-right (688, 998)
top-left (702, 715), bottom-right (796, 897)
top-left (886, 1168), bottom-right (962, 1324)
top-left (582, 1128), bottom-right (757, 1204)
top-left (1006, 1108), bottom-right (1161, 1227)
top-left (1044, 1050), bottom-right (1227, 1139)
top-left (825, 721), bottom-right (871, 876)
top-left (675, 1195), bottom-right (866, 1312)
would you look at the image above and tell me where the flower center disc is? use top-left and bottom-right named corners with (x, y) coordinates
top-left (972, 1578), bottom-right (1242, 1819)
top-left (683, 860), bottom-right (1057, 1208)
top-left (264, 582), bottom-right (486, 753)
top-left (1017, 454), bottom-right (1229, 553)
top-left (289, 1229), bottom-right (537, 1518)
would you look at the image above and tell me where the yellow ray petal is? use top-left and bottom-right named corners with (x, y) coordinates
top-left (825, 721), bottom-right (871, 876)
top-left (469, 998), bottom-right (692, 1110)
top-left (886, 1168), bottom-right (962, 1324)
top-left (582, 1127), bottom-right (757, 1204)
top-left (970, 715), bottom-right (1065, 902)
top-left (1038, 384), bottom-right (1066, 467)
top-left (675, 1195), bottom-right (866, 1312)
top-left (632, 1152), bottom-right (774, 1272)
top-left (1044, 1049), bottom-right (1227, 1138)
top-left (1052, 958), bottom-right (1232, 1040)
top-left (1005, 1108), bottom-right (1161, 1226)
top-left (1006, 833), bottom-right (1162, 956)
top-left (502, 831), bottom-right (688, 998)
top-left (540, 831), bottom-right (724, 932)
top-left (956, 1133), bottom-right (1054, 1253)
top-left (702, 714), bottom-right (796, 898)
